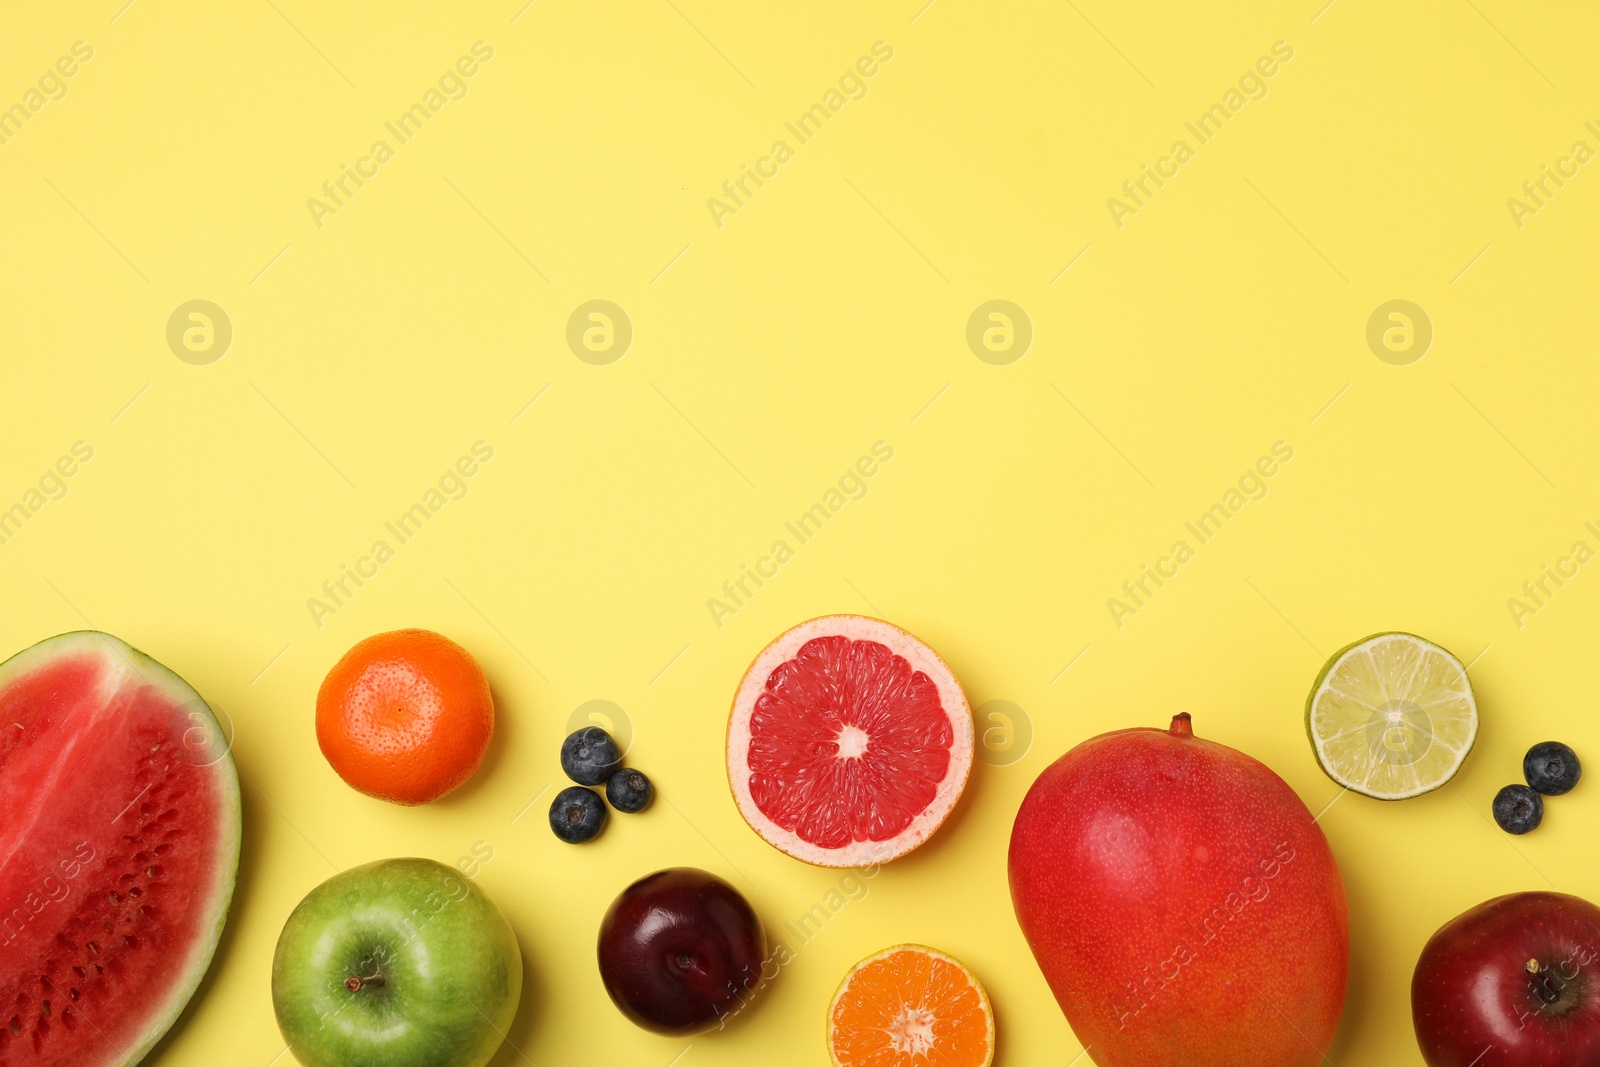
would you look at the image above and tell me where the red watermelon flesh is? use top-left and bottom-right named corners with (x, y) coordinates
top-left (0, 632), bottom-right (241, 1067)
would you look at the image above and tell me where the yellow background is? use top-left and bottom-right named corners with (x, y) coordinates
top-left (2, 1), bottom-right (1597, 1064)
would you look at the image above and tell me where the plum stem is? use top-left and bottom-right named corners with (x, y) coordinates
top-left (1526, 958), bottom-right (1541, 975)
top-left (1169, 713), bottom-right (1194, 739)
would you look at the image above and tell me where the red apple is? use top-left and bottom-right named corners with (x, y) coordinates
top-left (597, 867), bottom-right (767, 1035)
top-left (1008, 713), bottom-right (1348, 1067)
top-left (1413, 891), bottom-right (1600, 1066)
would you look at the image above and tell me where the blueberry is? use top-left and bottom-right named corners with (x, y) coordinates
top-left (550, 786), bottom-right (607, 843)
top-left (561, 727), bottom-right (621, 785)
top-left (1493, 784), bottom-right (1544, 835)
top-left (606, 768), bottom-right (654, 813)
top-left (1524, 741), bottom-right (1582, 796)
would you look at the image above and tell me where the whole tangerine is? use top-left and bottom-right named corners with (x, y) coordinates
top-left (316, 628), bottom-right (494, 805)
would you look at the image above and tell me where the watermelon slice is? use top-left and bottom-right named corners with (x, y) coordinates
top-left (0, 632), bottom-right (241, 1067)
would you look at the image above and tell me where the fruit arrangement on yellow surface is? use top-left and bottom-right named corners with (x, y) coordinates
top-left (0, 617), bottom-right (1589, 1066)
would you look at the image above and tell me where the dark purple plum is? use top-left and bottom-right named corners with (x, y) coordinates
top-left (597, 867), bottom-right (767, 1035)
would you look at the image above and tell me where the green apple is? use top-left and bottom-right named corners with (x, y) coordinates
top-left (272, 858), bottom-right (522, 1067)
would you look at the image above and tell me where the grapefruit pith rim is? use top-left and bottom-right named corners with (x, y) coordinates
top-left (726, 615), bottom-right (974, 868)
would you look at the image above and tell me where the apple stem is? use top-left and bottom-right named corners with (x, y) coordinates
top-left (346, 970), bottom-right (387, 993)
top-left (1169, 713), bottom-right (1194, 739)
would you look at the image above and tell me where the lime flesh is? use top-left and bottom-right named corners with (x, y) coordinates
top-left (1305, 632), bottom-right (1478, 800)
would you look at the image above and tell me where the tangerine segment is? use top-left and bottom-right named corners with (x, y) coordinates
top-left (828, 945), bottom-right (994, 1067)
top-left (316, 629), bottom-right (494, 805)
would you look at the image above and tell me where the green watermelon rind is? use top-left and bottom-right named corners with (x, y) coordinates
top-left (0, 631), bottom-right (242, 1067)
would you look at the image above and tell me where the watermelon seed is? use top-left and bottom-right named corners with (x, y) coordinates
top-left (127, 887), bottom-right (142, 898)
top-left (39, 1002), bottom-right (48, 1018)
top-left (107, 893), bottom-right (119, 906)
top-left (7, 1017), bottom-right (18, 1037)
top-left (71, 968), bottom-right (85, 979)
top-left (86, 942), bottom-right (98, 956)
top-left (68, 990), bottom-right (78, 1001)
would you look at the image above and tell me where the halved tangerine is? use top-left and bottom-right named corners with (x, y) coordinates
top-left (828, 944), bottom-right (995, 1067)
top-left (726, 615), bottom-right (973, 867)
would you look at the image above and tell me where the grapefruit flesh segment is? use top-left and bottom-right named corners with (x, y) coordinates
top-left (827, 944), bottom-right (994, 1067)
top-left (0, 632), bottom-right (240, 1067)
top-left (728, 616), bottom-right (972, 867)
top-left (751, 637), bottom-right (951, 847)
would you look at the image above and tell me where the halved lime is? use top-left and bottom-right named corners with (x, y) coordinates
top-left (1305, 632), bottom-right (1478, 800)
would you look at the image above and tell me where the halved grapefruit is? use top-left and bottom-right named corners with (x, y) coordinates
top-left (0, 632), bottom-right (241, 1067)
top-left (726, 615), bottom-right (972, 868)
